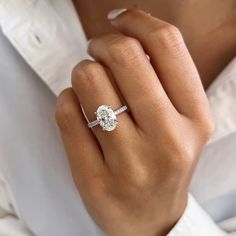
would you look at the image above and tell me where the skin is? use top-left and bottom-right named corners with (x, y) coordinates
top-left (73, 0), bottom-right (236, 88)
top-left (56, 9), bottom-right (214, 236)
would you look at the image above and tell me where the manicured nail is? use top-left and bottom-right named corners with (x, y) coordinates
top-left (86, 38), bottom-right (93, 55)
top-left (107, 9), bottom-right (127, 20)
top-left (87, 38), bottom-right (93, 47)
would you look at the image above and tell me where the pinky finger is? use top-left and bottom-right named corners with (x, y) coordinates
top-left (55, 88), bottom-right (106, 188)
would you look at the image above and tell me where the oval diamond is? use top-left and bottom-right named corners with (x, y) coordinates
top-left (96, 105), bottom-right (117, 131)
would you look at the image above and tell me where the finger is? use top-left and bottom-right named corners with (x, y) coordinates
top-left (55, 88), bottom-right (106, 185)
top-left (108, 9), bottom-right (209, 119)
top-left (71, 59), bottom-right (137, 151)
top-left (87, 34), bottom-right (176, 132)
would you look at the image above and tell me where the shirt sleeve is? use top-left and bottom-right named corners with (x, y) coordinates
top-left (167, 193), bottom-right (232, 236)
top-left (0, 176), bottom-right (33, 236)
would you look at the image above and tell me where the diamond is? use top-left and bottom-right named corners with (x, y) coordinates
top-left (96, 105), bottom-right (118, 131)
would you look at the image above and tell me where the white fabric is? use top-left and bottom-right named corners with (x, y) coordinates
top-left (168, 194), bottom-right (226, 236)
top-left (0, 0), bottom-right (236, 235)
top-left (0, 28), bottom-right (102, 236)
top-left (0, 175), bottom-right (33, 236)
top-left (0, 0), bottom-right (90, 95)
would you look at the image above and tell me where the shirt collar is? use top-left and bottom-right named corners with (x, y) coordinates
top-left (0, 0), bottom-right (236, 144)
top-left (0, 0), bottom-right (90, 94)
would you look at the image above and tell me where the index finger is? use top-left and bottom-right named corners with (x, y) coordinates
top-left (108, 9), bottom-right (210, 119)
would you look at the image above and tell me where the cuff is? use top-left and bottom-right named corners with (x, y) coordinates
top-left (167, 194), bottom-right (226, 236)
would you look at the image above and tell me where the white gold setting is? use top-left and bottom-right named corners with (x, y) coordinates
top-left (88, 105), bottom-right (128, 131)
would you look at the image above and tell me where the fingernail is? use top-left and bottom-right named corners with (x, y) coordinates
top-left (87, 38), bottom-right (93, 47)
top-left (107, 9), bottom-right (127, 20)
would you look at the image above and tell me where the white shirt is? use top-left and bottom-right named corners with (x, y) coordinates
top-left (0, 0), bottom-right (236, 235)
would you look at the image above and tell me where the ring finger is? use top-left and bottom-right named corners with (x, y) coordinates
top-left (71, 59), bottom-right (137, 153)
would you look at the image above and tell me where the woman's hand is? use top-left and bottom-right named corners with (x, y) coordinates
top-left (55, 9), bottom-right (213, 236)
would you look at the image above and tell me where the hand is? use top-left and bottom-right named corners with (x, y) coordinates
top-left (55, 9), bottom-right (213, 236)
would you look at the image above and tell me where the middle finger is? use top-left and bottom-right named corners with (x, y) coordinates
top-left (87, 34), bottom-right (176, 132)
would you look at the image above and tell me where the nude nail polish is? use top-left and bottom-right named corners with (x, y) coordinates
top-left (107, 9), bottom-right (127, 20)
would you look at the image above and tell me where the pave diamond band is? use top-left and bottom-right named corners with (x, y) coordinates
top-left (88, 105), bottom-right (128, 131)
top-left (114, 105), bottom-right (128, 115)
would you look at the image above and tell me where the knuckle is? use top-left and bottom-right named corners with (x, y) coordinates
top-left (205, 120), bottom-right (214, 138)
top-left (167, 143), bottom-right (193, 172)
top-left (126, 164), bottom-right (152, 190)
top-left (133, 172), bottom-right (150, 189)
top-left (72, 60), bottom-right (103, 89)
top-left (168, 157), bottom-right (191, 178)
top-left (177, 145), bottom-right (194, 162)
top-left (199, 116), bottom-right (215, 140)
top-left (107, 36), bottom-right (143, 66)
top-left (150, 24), bottom-right (185, 56)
